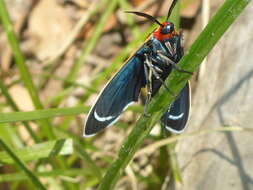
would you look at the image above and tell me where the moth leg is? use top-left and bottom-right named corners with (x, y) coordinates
top-left (143, 56), bottom-right (152, 117)
top-left (157, 51), bottom-right (193, 75)
top-left (145, 54), bottom-right (176, 97)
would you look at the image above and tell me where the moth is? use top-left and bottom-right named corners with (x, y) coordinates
top-left (84, 0), bottom-right (191, 137)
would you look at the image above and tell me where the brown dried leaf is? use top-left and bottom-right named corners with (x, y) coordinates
top-left (9, 85), bottom-right (34, 111)
top-left (26, 0), bottom-right (73, 61)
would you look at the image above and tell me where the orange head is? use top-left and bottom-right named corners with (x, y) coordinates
top-left (153, 22), bottom-right (178, 41)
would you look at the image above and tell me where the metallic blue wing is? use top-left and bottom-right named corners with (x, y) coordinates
top-left (84, 53), bottom-right (145, 137)
top-left (161, 81), bottom-right (190, 133)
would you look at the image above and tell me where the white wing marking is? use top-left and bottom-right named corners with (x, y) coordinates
top-left (165, 125), bottom-right (184, 134)
top-left (94, 110), bottom-right (115, 122)
top-left (168, 113), bottom-right (184, 120)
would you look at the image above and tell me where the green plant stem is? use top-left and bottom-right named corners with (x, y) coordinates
top-left (164, 1), bottom-right (182, 186)
top-left (0, 139), bottom-right (47, 190)
top-left (98, 0), bottom-right (250, 189)
top-left (167, 141), bottom-right (182, 184)
top-left (0, 0), bottom-right (55, 140)
top-left (156, 131), bottom-right (169, 187)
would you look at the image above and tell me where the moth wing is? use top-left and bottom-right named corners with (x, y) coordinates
top-left (161, 81), bottom-right (191, 133)
top-left (84, 56), bottom-right (145, 137)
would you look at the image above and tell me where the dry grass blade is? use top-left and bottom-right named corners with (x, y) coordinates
top-left (135, 126), bottom-right (252, 157)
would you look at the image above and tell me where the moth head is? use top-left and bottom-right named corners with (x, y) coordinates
top-left (161, 22), bottom-right (175, 34)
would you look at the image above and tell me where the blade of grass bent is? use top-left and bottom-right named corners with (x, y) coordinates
top-left (98, 0), bottom-right (251, 189)
top-left (0, 139), bottom-right (73, 165)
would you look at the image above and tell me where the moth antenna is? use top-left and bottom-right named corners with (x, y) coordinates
top-left (125, 11), bottom-right (163, 27)
top-left (166, 0), bottom-right (178, 21)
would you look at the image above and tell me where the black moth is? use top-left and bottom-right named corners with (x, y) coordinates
top-left (84, 0), bottom-right (191, 137)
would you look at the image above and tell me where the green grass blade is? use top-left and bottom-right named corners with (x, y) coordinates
top-left (0, 0), bottom-right (55, 140)
top-left (98, 0), bottom-right (250, 189)
top-left (0, 106), bottom-right (89, 123)
top-left (0, 139), bottom-right (73, 165)
top-left (0, 139), bottom-right (47, 190)
top-left (0, 81), bottom-right (20, 112)
top-left (0, 169), bottom-right (89, 183)
top-left (165, 1), bottom-right (182, 185)
top-left (0, 105), bottom-right (141, 124)
top-left (0, 123), bottom-right (24, 149)
top-left (177, 0), bottom-right (251, 74)
top-left (75, 143), bottom-right (103, 180)
top-left (167, 141), bottom-right (182, 184)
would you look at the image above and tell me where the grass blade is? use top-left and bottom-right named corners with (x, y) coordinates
top-left (167, 142), bottom-right (182, 184)
top-left (75, 143), bottom-right (103, 180)
top-left (0, 105), bottom-right (142, 124)
top-left (0, 169), bottom-right (89, 183)
top-left (0, 139), bottom-right (73, 165)
top-left (0, 106), bottom-right (89, 123)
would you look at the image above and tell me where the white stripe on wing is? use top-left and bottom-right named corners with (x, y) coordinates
top-left (94, 110), bottom-right (115, 122)
top-left (168, 113), bottom-right (184, 120)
